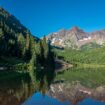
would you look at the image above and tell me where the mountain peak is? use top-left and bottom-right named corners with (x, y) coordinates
top-left (72, 26), bottom-right (79, 30)
top-left (66, 26), bottom-right (82, 34)
top-left (70, 26), bottom-right (82, 32)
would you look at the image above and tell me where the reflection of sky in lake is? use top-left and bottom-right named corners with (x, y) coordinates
top-left (22, 92), bottom-right (70, 105)
top-left (2, 72), bottom-right (105, 105)
top-left (22, 92), bottom-right (105, 105)
top-left (78, 98), bottom-right (105, 105)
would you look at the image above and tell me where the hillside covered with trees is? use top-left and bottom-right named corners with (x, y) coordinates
top-left (0, 7), bottom-right (55, 90)
top-left (54, 47), bottom-right (105, 88)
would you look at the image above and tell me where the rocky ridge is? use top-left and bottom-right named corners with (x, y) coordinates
top-left (47, 27), bottom-right (105, 49)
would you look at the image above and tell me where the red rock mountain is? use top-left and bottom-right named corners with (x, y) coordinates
top-left (47, 27), bottom-right (105, 49)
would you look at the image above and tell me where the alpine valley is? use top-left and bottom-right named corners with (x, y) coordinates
top-left (1, 6), bottom-right (105, 105)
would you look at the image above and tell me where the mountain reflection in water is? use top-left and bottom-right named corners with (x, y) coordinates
top-left (0, 71), bottom-right (105, 105)
top-left (78, 98), bottom-right (105, 105)
top-left (22, 92), bottom-right (105, 105)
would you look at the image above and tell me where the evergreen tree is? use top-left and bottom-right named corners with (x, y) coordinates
top-left (24, 33), bottom-right (31, 61)
top-left (29, 36), bottom-right (36, 70)
top-left (36, 36), bottom-right (55, 88)
top-left (0, 28), bottom-right (4, 55)
top-left (42, 36), bottom-right (49, 59)
top-left (17, 33), bottom-right (25, 57)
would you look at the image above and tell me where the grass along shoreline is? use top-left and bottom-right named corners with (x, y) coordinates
top-left (55, 47), bottom-right (105, 88)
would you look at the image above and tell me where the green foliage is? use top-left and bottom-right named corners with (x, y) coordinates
top-left (0, 56), bottom-right (24, 66)
top-left (55, 47), bottom-right (105, 64)
top-left (17, 33), bottom-right (26, 57)
top-left (80, 42), bottom-right (101, 50)
top-left (55, 47), bottom-right (105, 87)
top-left (36, 36), bottom-right (55, 87)
top-left (56, 67), bottom-right (105, 88)
top-left (0, 8), bottom-right (35, 58)
top-left (0, 8), bottom-right (56, 91)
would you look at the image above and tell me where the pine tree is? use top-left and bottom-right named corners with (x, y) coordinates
top-left (0, 28), bottom-right (4, 55)
top-left (24, 33), bottom-right (31, 61)
top-left (17, 33), bottom-right (25, 57)
top-left (29, 36), bottom-right (36, 70)
top-left (0, 28), bottom-right (3, 37)
top-left (42, 36), bottom-right (49, 59)
top-left (36, 36), bottom-right (55, 88)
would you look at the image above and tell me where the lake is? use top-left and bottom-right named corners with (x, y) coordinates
top-left (22, 92), bottom-right (105, 105)
top-left (0, 71), bottom-right (105, 105)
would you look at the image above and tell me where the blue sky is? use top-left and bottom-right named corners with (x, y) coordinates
top-left (0, 0), bottom-right (105, 37)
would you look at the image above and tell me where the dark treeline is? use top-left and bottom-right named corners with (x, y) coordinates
top-left (0, 7), bottom-right (55, 90)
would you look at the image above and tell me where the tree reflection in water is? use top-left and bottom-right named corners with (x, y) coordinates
top-left (0, 71), bottom-right (37, 105)
top-left (0, 59), bottom-right (55, 105)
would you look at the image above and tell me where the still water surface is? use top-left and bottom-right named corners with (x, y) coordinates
top-left (0, 71), bottom-right (105, 105)
top-left (22, 92), bottom-right (105, 105)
